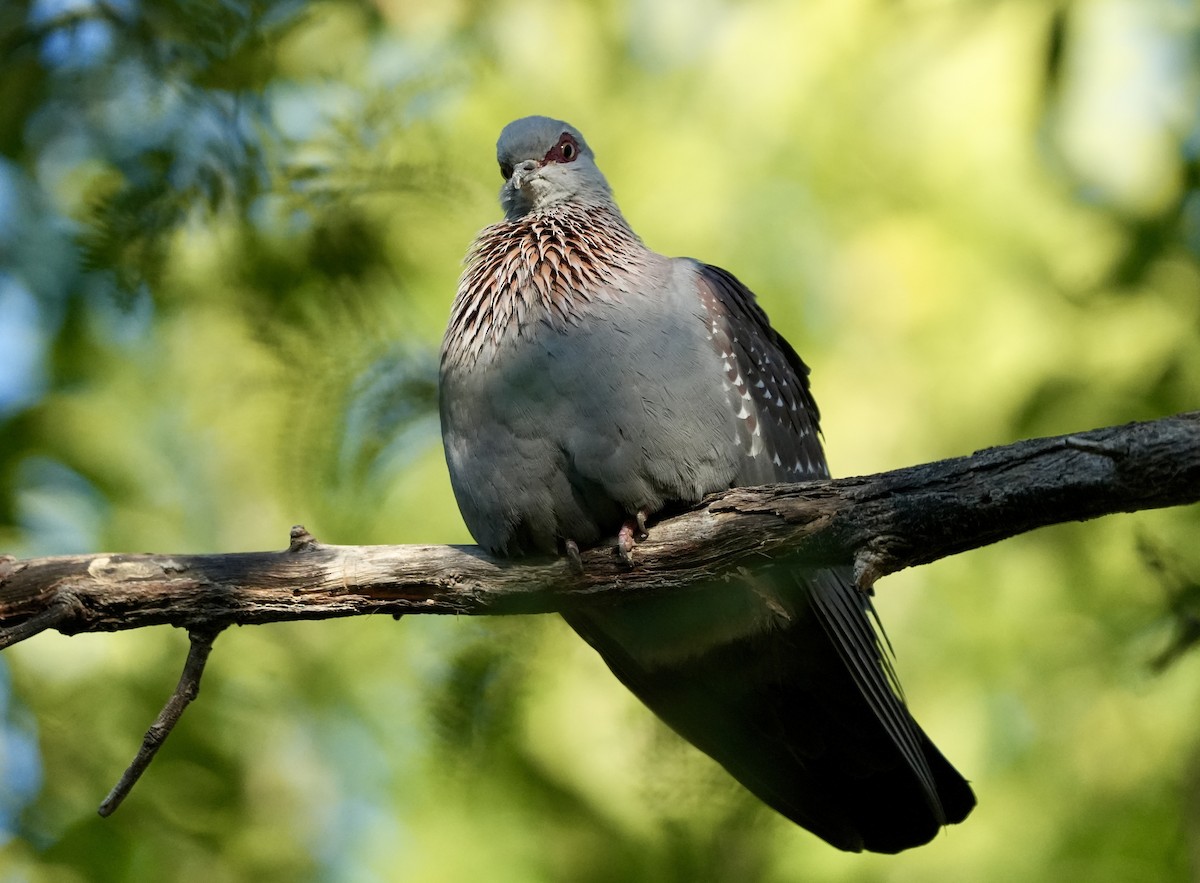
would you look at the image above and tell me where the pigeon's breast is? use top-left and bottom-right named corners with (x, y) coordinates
top-left (439, 220), bottom-right (744, 554)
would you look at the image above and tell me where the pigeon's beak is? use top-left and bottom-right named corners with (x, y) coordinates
top-left (510, 159), bottom-right (540, 190)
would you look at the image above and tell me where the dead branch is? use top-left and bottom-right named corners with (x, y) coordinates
top-left (97, 628), bottom-right (219, 816)
top-left (2, 410), bottom-right (1198, 814)
top-left (2, 412), bottom-right (1197, 645)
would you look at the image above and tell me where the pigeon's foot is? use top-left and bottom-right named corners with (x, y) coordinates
top-left (564, 539), bottom-right (584, 575)
top-left (616, 508), bottom-right (651, 566)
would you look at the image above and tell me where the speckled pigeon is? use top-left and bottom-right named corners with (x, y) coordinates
top-left (439, 115), bottom-right (975, 852)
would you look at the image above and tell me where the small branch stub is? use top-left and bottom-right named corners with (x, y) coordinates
top-left (288, 525), bottom-right (320, 553)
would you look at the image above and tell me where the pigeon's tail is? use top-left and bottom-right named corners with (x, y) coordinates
top-left (563, 567), bottom-right (975, 853)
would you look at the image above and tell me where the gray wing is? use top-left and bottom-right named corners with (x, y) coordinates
top-left (696, 262), bottom-right (972, 840)
top-left (694, 262), bottom-right (828, 485)
top-left (695, 261), bottom-right (927, 751)
top-left (564, 263), bottom-right (974, 852)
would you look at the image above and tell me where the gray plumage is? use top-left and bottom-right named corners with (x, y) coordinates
top-left (439, 115), bottom-right (975, 852)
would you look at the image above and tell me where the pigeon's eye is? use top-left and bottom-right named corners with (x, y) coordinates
top-left (546, 133), bottom-right (580, 164)
top-left (500, 161), bottom-right (514, 180)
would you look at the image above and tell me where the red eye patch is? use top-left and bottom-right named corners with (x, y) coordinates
top-left (544, 133), bottom-right (580, 164)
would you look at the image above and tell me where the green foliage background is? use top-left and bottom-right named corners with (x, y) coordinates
top-left (2, 0), bottom-right (1199, 879)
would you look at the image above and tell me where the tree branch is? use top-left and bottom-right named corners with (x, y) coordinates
top-left (3, 411), bottom-right (1198, 814)
top-left (2, 412), bottom-right (1197, 646)
top-left (97, 627), bottom-right (220, 817)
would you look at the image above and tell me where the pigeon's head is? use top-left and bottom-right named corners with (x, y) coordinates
top-left (496, 116), bottom-right (613, 219)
